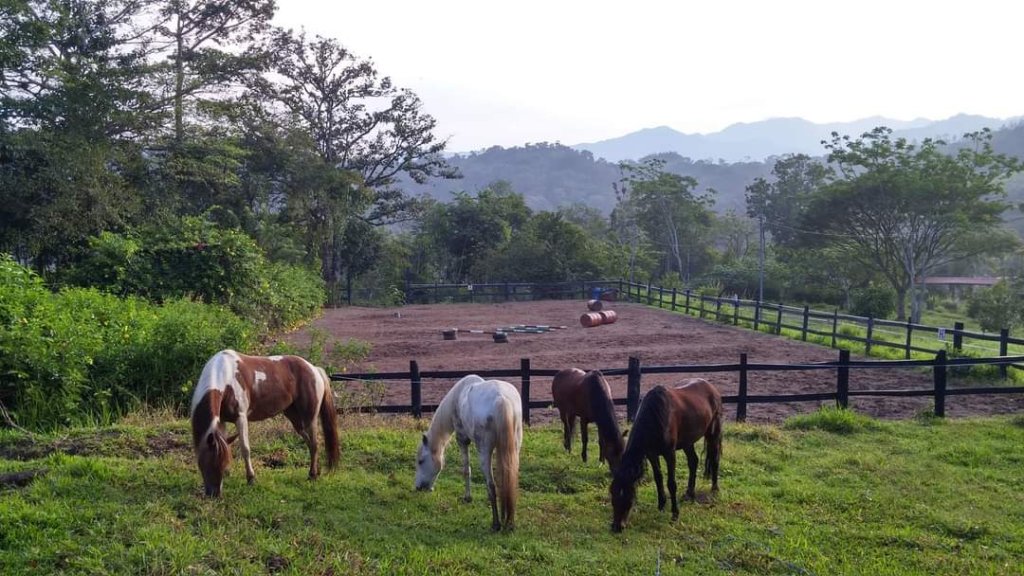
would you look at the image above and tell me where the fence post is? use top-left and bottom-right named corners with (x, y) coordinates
top-left (904, 320), bottom-right (913, 359)
top-left (659, 286), bottom-right (664, 308)
top-left (626, 357), bottom-right (641, 423)
top-left (775, 303), bottom-right (784, 335)
top-left (520, 358), bottom-right (531, 426)
top-left (836, 350), bottom-right (850, 409)
top-left (831, 308), bottom-right (839, 348)
top-left (801, 305), bottom-right (810, 341)
top-left (618, 279), bottom-right (623, 301)
top-left (953, 321), bottom-right (964, 352)
top-left (715, 297), bottom-right (723, 322)
top-left (865, 317), bottom-right (874, 356)
top-left (933, 349), bottom-right (947, 417)
top-left (736, 353), bottom-right (748, 422)
top-left (754, 300), bottom-right (761, 332)
top-left (646, 283), bottom-right (652, 305)
top-left (685, 289), bottom-right (692, 314)
top-left (410, 360), bottom-right (422, 419)
top-left (505, 282), bottom-right (510, 302)
top-left (671, 288), bottom-right (677, 311)
top-left (733, 299), bottom-right (739, 326)
top-left (699, 296), bottom-right (705, 319)
top-left (581, 281), bottom-right (587, 300)
top-left (999, 328), bottom-right (1009, 379)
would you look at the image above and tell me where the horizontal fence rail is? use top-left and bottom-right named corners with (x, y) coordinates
top-left (330, 352), bottom-right (1024, 423)
top-left (618, 279), bottom-right (1024, 376)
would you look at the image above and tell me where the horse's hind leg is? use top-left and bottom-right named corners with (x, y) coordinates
top-left (648, 454), bottom-right (666, 511)
top-left (665, 450), bottom-right (683, 520)
top-left (682, 445), bottom-right (698, 503)
top-left (286, 409), bottom-right (319, 480)
top-left (459, 435), bottom-right (472, 503)
top-left (580, 418), bottom-right (589, 463)
top-left (478, 444), bottom-right (500, 532)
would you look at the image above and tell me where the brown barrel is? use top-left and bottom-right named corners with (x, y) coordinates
top-left (586, 299), bottom-right (604, 311)
top-left (598, 310), bottom-right (617, 324)
top-left (580, 312), bottom-right (603, 328)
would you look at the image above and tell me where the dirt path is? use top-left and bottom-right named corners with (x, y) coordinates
top-left (282, 300), bottom-right (1024, 423)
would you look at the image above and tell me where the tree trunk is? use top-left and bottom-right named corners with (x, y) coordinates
top-left (174, 9), bottom-right (185, 142)
top-left (895, 288), bottom-right (907, 320)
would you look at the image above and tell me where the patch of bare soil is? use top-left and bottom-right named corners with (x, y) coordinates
top-left (0, 428), bottom-right (190, 461)
top-left (284, 301), bottom-right (1024, 423)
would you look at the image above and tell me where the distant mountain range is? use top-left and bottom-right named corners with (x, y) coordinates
top-left (572, 114), bottom-right (1021, 163)
top-left (402, 118), bottom-right (1024, 221)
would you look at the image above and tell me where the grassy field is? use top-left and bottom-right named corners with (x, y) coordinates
top-left (2, 410), bottom-right (1024, 575)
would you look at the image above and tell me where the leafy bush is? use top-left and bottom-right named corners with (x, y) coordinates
top-left (966, 281), bottom-right (1021, 332)
top-left (69, 218), bottom-right (325, 332)
top-left (849, 285), bottom-right (896, 319)
top-left (0, 256), bottom-right (252, 430)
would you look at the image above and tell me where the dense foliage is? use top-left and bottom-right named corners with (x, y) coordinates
top-left (0, 256), bottom-right (253, 430)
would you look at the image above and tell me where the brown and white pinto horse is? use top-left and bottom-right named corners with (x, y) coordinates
top-left (610, 379), bottom-right (723, 532)
top-left (551, 368), bottom-right (624, 470)
top-left (190, 349), bottom-right (340, 497)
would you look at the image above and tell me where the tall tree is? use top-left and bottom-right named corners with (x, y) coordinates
top-left (808, 128), bottom-right (1022, 320)
top-left (619, 158), bottom-right (714, 283)
top-left (259, 31), bottom-right (457, 225)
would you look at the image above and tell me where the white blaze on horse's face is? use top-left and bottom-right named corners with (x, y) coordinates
top-left (414, 434), bottom-right (444, 491)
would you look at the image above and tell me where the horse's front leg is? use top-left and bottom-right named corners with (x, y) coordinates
top-left (580, 418), bottom-right (590, 463)
top-left (561, 412), bottom-right (572, 452)
top-left (665, 450), bottom-right (681, 521)
top-left (478, 444), bottom-right (500, 532)
top-left (683, 444), bottom-right (699, 503)
top-left (459, 436), bottom-right (472, 503)
top-left (237, 415), bottom-right (256, 485)
top-left (648, 454), bottom-right (666, 511)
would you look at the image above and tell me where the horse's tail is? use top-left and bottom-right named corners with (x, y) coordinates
top-left (318, 369), bottom-right (341, 471)
top-left (704, 390), bottom-right (723, 481)
top-left (495, 397), bottom-right (520, 529)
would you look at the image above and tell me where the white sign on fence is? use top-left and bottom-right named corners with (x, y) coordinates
top-left (938, 327), bottom-right (946, 341)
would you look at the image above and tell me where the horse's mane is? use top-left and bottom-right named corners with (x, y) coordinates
top-left (583, 371), bottom-right (622, 450)
top-left (616, 386), bottom-right (671, 483)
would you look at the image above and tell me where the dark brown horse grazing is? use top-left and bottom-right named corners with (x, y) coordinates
top-left (190, 349), bottom-right (340, 497)
top-left (551, 368), bottom-right (624, 470)
top-left (609, 379), bottom-right (722, 532)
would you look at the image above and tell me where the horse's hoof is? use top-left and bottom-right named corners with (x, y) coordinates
top-left (672, 512), bottom-right (679, 521)
top-left (491, 523), bottom-right (501, 532)
top-left (247, 477), bottom-right (255, 486)
top-left (657, 501), bottom-right (666, 511)
top-left (462, 495), bottom-right (472, 504)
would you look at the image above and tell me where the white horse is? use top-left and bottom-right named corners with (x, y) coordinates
top-left (414, 374), bottom-right (523, 531)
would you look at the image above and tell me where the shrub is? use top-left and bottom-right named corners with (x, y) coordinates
top-left (0, 255), bottom-right (252, 430)
top-left (849, 285), bottom-right (896, 319)
top-left (966, 281), bottom-right (1021, 332)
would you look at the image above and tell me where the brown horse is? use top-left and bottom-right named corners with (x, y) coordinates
top-left (190, 349), bottom-right (340, 497)
top-left (551, 368), bottom-right (624, 470)
top-left (609, 379), bottom-right (722, 532)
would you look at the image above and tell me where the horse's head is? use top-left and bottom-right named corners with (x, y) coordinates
top-left (609, 463), bottom-right (640, 533)
top-left (196, 428), bottom-right (233, 497)
top-left (414, 433), bottom-right (444, 491)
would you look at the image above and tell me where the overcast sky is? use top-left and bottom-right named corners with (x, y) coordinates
top-left (274, 0), bottom-right (1022, 152)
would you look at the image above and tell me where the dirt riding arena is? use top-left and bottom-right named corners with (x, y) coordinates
top-left (283, 300), bottom-right (1024, 423)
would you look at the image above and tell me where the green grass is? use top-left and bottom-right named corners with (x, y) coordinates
top-left (2, 412), bottom-right (1024, 574)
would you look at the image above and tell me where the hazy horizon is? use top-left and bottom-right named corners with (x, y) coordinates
top-left (274, 0), bottom-right (1024, 151)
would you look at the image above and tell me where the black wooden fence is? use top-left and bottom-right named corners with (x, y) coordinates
top-left (330, 352), bottom-right (1024, 424)
top-left (618, 280), bottom-right (1024, 376)
top-left (403, 280), bottom-right (617, 305)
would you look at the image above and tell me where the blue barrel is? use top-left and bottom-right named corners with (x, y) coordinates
top-left (591, 287), bottom-right (602, 300)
